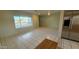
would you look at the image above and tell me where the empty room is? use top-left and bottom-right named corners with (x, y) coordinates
top-left (0, 10), bottom-right (79, 49)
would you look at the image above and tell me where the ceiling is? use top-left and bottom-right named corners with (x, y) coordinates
top-left (19, 10), bottom-right (79, 16)
top-left (20, 10), bottom-right (60, 15)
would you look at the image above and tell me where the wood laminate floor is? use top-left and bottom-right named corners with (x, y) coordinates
top-left (35, 39), bottom-right (57, 49)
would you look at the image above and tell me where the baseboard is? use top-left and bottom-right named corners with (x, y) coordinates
top-left (62, 37), bottom-right (79, 42)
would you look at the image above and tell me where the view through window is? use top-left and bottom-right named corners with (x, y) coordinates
top-left (14, 16), bottom-right (32, 29)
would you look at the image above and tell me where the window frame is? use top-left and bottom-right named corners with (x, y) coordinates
top-left (14, 16), bottom-right (33, 29)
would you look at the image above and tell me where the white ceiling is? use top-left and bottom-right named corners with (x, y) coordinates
top-left (20, 10), bottom-right (60, 15)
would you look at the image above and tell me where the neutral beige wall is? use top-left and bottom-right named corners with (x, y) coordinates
top-left (39, 11), bottom-right (64, 48)
top-left (58, 11), bottom-right (64, 48)
top-left (32, 15), bottom-right (39, 28)
top-left (0, 11), bottom-right (39, 38)
top-left (39, 12), bottom-right (60, 31)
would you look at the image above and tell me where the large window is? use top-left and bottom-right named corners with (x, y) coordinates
top-left (14, 16), bottom-right (32, 29)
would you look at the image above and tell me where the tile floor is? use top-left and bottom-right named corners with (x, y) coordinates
top-left (62, 39), bottom-right (79, 49)
top-left (0, 28), bottom-right (79, 49)
top-left (0, 28), bottom-right (58, 49)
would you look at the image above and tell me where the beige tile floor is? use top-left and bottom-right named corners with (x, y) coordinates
top-left (0, 28), bottom-right (79, 49)
top-left (62, 39), bottom-right (79, 49)
top-left (0, 28), bottom-right (58, 49)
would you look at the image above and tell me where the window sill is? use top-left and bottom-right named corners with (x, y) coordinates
top-left (16, 24), bottom-right (33, 30)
